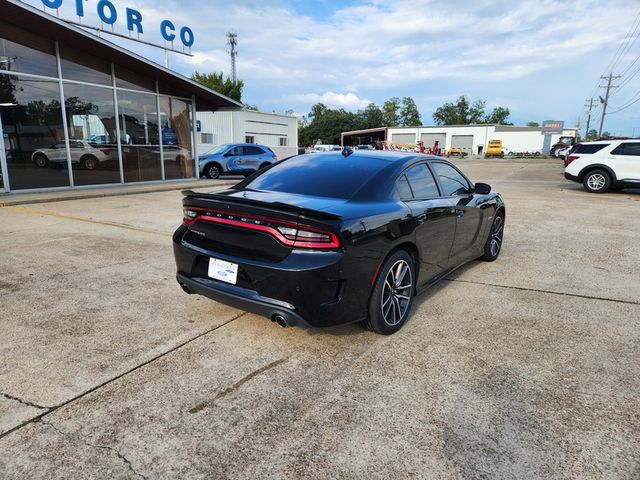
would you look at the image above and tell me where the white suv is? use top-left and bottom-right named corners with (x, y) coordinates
top-left (564, 140), bottom-right (640, 193)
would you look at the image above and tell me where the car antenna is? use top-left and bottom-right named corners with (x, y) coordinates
top-left (342, 146), bottom-right (354, 158)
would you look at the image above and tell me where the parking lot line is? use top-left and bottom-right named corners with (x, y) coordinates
top-left (6, 205), bottom-right (172, 238)
top-left (0, 311), bottom-right (248, 442)
top-left (446, 278), bottom-right (640, 306)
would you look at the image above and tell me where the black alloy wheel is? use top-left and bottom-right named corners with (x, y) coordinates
top-left (481, 211), bottom-right (504, 261)
top-left (33, 154), bottom-right (49, 168)
top-left (206, 163), bottom-right (221, 179)
top-left (365, 249), bottom-right (415, 334)
top-left (583, 169), bottom-right (611, 193)
top-left (81, 155), bottom-right (97, 170)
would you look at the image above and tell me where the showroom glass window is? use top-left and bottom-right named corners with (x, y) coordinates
top-left (115, 65), bottom-right (155, 93)
top-left (117, 90), bottom-right (162, 182)
top-left (159, 96), bottom-right (195, 179)
top-left (59, 45), bottom-right (112, 86)
top-left (0, 23), bottom-right (58, 77)
top-left (0, 76), bottom-right (70, 190)
top-left (63, 83), bottom-right (120, 186)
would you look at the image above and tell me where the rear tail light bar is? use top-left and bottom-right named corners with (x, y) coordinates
top-left (566, 155), bottom-right (579, 165)
top-left (183, 207), bottom-right (340, 249)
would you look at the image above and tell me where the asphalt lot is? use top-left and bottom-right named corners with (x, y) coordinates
top-left (1, 158), bottom-right (639, 479)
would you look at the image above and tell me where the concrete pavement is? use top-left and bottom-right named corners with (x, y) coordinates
top-left (0, 158), bottom-right (638, 479)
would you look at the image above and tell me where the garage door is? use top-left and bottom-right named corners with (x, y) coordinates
top-left (391, 133), bottom-right (416, 146)
top-left (420, 133), bottom-right (446, 149)
top-left (451, 135), bottom-right (474, 155)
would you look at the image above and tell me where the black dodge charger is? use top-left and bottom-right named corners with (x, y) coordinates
top-left (174, 150), bottom-right (505, 334)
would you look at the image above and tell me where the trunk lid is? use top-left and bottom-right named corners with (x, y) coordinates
top-left (181, 189), bottom-right (343, 262)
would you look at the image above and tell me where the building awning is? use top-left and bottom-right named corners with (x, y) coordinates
top-left (2, 0), bottom-right (243, 112)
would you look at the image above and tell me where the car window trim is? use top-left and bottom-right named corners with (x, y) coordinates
top-left (399, 161), bottom-right (442, 201)
top-left (395, 173), bottom-right (415, 201)
top-left (430, 160), bottom-right (473, 198)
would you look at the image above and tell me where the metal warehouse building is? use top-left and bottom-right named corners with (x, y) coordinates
top-left (0, 0), bottom-right (241, 195)
top-left (196, 110), bottom-right (298, 159)
top-left (343, 124), bottom-right (578, 156)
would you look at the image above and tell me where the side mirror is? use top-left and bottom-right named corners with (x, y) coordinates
top-left (224, 152), bottom-right (233, 157)
top-left (474, 182), bottom-right (491, 195)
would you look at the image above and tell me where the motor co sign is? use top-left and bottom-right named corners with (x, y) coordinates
top-left (40, 0), bottom-right (195, 48)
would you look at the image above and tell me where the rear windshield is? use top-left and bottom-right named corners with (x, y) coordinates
top-left (245, 154), bottom-right (388, 199)
top-left (573, 143), bottom-right (609, 154)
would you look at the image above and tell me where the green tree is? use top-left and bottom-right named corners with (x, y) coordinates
top-left (526, 121), bottom-right (540, 127)
top-left (602, 131), bottom-right (611, 137)
top-left (433, 96), bottom-right (485, 125)
top-left (399, 97), bottom-right (422, 126)
top-left (191, 71), bottom-right (244, 102)
top-left (382, 97), bottom-right (401, 127)
top-left (485, 106), bottom-right (512, 125)
top-left (586, 128), bottom-right (599, 140)
top-left (359, 103), bottom-right (385, 129)
top-left (298, 103), bottom-right (360, 145)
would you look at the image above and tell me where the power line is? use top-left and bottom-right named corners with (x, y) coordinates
top-left (603, 10), bottom-right (640, 76)
top-left (608, 88), bottom-right (640, 114)
top-left (587, 10), bottom-right (640, 100)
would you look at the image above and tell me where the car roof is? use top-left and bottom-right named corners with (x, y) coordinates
top-left (319, 150), bottom-right (447, 163)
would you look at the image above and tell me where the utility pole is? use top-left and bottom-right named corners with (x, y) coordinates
top-left (598, 73), bottom-right (621, 137)
top-left (226, 32), bottom-right (238, 83)
top-left (584, 97), bottom-right (595, 139)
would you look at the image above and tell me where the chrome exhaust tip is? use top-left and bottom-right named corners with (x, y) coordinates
top-left (273, 314), bottom-right (288, 328)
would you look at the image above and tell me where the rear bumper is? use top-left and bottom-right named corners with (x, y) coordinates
top-left (173, 227), bottom-right (373, 328)
top-left (564, 172), bottom-right (579, 182)
top-left (176, 273), bottom-right (312, 327)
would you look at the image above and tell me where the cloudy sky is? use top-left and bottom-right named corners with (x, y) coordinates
top-left (24, 0), bottom-right (640, 135)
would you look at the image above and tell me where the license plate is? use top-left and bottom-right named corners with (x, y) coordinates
top-left (208, 258), bottom-right (238, 285)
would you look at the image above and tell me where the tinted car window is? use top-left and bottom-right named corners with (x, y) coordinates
top-left (227, 146), bottom-right (243, 156)
top-left (396, 174), bottom-right (413, 199)
top-left (246, 155), bottom-right (389, 199)
top-left (405, 164), bottom-right (439, 198)
top-left (244, 146), bottom-right (265, 155)
top-left (432, 162), bottom-right (470, 196)
top-left (574, 144), bottom-right (609, 154)
top-left (611, 142), bottom-right (640, 156)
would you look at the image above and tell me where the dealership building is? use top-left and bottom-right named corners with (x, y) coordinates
top-left (0, 0), bottom-right (244, 195)
top-left (342, 124), bottom-right (579, 156)
top-left (196, 109), bottom-right (298, 159)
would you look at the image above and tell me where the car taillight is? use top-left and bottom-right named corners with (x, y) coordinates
top-left (182, 207), bottom-right (339, 249)
top-left (566, 155), bottom-right (579, 165)
top-left (275, 225), bottom-right (338, 248)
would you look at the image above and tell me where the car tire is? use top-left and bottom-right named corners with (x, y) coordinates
top-left (33, 154), bottom-right (49, 168)
top-left (259, 162), bottom-right (270, 170)
top-left (481, 211), bottom-right (504, 262)
top-left (583, 169), bottom-right (611, 193)
top-left (364, 249), bottom-right (415, 335)
top-left (81, 155), bottom-right (97, 170)
top-left (205, 163), bottom-right (221, 179)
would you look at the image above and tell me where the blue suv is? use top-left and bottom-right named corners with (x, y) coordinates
top-left (199, 143), bottom-right (277, 179)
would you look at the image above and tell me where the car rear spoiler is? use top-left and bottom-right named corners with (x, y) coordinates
top-left (181, 190), bottom-right (342, 221)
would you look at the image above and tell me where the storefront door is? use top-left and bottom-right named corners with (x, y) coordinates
top-left (0, 114), bottom-right (7, 193)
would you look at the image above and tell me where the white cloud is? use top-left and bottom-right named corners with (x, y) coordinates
top-left (284, 92), bottom-right (371, 110)
top-left (21, 0), bottom-right (639, 133)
